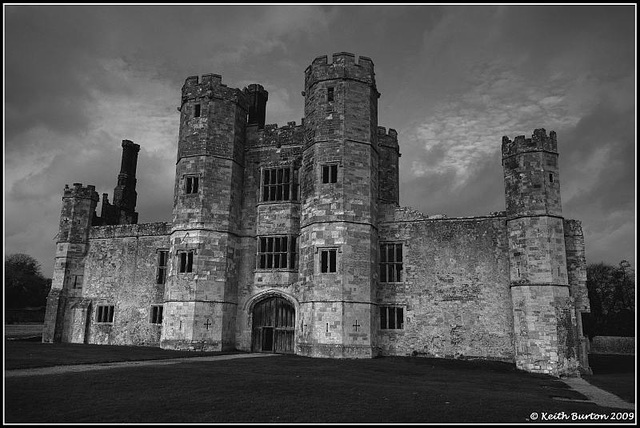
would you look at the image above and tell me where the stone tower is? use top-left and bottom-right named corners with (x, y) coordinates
top-left (502, 129), bottom-right (580, 376)
top-left (43, 183), bottom-right (99, 343)
top-left (160, 74), bottom-right (248, 351)
top-left (298, 52), bottom-right (379, 358)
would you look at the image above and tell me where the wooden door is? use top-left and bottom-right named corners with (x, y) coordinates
top-left (252, 297), bottom-right (295, 354)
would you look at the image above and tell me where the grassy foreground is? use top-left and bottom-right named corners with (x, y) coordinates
top-left (4, 341), bottom-right (635, 423)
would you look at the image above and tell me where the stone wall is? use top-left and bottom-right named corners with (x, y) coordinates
top-left (81, 222), bottom-right (170, 346)
top-left (377, 212), bottom-right (514, 361)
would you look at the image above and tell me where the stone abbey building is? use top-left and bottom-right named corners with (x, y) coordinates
top-left (43, 52), bottom-right (591, 376)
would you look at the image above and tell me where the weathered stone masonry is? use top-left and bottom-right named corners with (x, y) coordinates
top-left (44, 52), bottom-right (590, 377)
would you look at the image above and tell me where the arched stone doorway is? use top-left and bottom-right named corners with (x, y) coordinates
top-left (251, 296), bottom-right (295, 354)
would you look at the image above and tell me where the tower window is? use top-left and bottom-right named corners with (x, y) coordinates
top-left (156, 249), bottom-right (169, 284)
top-left (150, 305), bottom-right (163, 324)
top-left (257, 236), bottom-right (297, 269)
top-left (380, 243), bottom-right (403, 283)
top-left (380, 306), bottom-right (404, 330)
top-left (194, 104), bottom-right (201, 117)
top-left (185, 176), bottom-right (199, 194)
top-left (262, 167), bottom-right (294, 202)
top-left (322, 164), bottom-right (338, 184)
top-left (320, 249), bottom-right (337, 273)
top-left (327, 87), bottom-right (334, 102)
top-left (178, 250), bottom-right (194, 273)
top-left (96, 305), bottom-right (115, 323)
top-left (549, 173), bottom-right (554, 183)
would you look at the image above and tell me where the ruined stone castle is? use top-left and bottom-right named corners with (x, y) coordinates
top-left (43, 52), bottom-right (591, 376)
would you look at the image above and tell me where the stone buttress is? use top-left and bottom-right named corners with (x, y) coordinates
top-left (160, 74), bottom-right (247, 351)
top-left (298, 53), bottom-right (380, 357)
top-left (502, 129), bottom-right (583, 376)
top-left (43, 183), bottom-right (99, 343)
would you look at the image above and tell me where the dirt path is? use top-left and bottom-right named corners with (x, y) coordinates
top-left (5, 353), bottom-right (280, 378)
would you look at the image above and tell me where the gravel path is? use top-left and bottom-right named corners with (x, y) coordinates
top-left (562, 377), bottom-right (635, 410)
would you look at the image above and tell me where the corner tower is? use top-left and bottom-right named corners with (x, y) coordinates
top-left (298, 52), bottom-right (380, 358)
top-left (43, 183), bottom-right (99, 343)
top-left (502, 129), bottom-right (581, 376)
top-left (161, 74), bottom-right (248, 351)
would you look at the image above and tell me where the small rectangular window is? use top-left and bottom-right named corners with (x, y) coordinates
top-left (549, 173), bottom-right (554, 183)
top-left (96, 305), bottom-right (115, 323)
top-left (150, 305), bottom-right (163, 324)
top-left (72, 275), bottom-right (83, 289)
top-left (327, 87), bottom-right (334, 102)
top-left (320, 249), bottom-right (337, 273)
top-left (178, 251), bottom-right (194, 273)
top-left (194, 104), bottom-right (201, 117)
top-left (156, 250), bottom-right (168, 284)
top-left (380, 306), bottom-right (404, 330)
top-left (322, 164), bottom-right (338, 184)
top-left (380, 243), bottom-right (403, 283)
top-left (185, 176), bottom-right (199, 194)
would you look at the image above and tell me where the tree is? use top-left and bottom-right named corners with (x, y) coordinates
top-left (584, 260), bottom-right (635, 338)
top-left (5, 253), bottom-right (51, 309)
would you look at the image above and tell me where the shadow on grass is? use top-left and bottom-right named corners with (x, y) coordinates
top-left (4, 340), bottom-right (633, 423)
top-left (584, 354), bottom-right (636, 404)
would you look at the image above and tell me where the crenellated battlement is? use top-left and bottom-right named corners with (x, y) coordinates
top-left (502, 128), bottom-right (558, 158)
top-left (304, 52), bottom-right (376, 90)
top-left (377, 126), bottom-right (398, 143)
top-left (181, 74), bottom-right (247, 109)
top-left (63, 183), bottom-right (99, 201)
top-left (251, 121), bottom-right (305, 148)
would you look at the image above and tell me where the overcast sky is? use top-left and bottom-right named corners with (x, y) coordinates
top-left (4, 5), bottom-right (636, 277)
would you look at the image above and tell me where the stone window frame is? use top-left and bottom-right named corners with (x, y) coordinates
top-left (177, 249), bottom-right (195, 274)
top-left (316, 246), bottom-right (341, 274)
top-left (379, 305), bottom-right (404, 330)
top-left (96, 305), bottom-right (115, 324)
top-left (327, 87), bottom-right (335, 102)
top-left (66, 274), bottom-right (83, 290)
top-left (260, 165), bottom-right (296, 202)
top-left (256, 235), bottom-right (298, 271)
top-left (156, 248), bottom-right (169, 284)
top-left (184, 174), bottom-right (200, 195)
top-left (380, 242), bottom-right (404, 283)
top-left (150, 305), bottom-right (163, 324)
top-left (321, 163), bottom-right (339, 184)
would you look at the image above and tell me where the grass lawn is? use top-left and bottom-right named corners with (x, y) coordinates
top-left (4, 338), bottom-right (237, 370)
top-left (4, 341), bottom-right (635, 423)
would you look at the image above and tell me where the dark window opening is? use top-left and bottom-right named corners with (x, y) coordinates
top-left (150, 305), bottom-right (163, 324)
top-left (72, 275), bottom-right (83, 289)
top-left (156, 250), bottom-right (168, 284)
top-left (322, 164), bottom-right (338, 184)
top-left (179, 251), bottom-right (194, 273)
top-left (194, 104), bottom-right (201, 117)
top-left (185, 176), bottom-right (199, 194)
top-left (262, 167), bottom-right (294, 202)
top-left (320, 249), bottom-right (337, 273)
top-left (380, 306), bottom-right (404, 330)
top-left (258, 236), bottom-right (297, 269)
top-left (549, 173), bottom-right (554, 183)
top-left (380, 243), bottom-right (403, 283)
top-left (327, 87), bottom-right (334, 102)
top-left (97, 305), bottom-right (115, 323)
